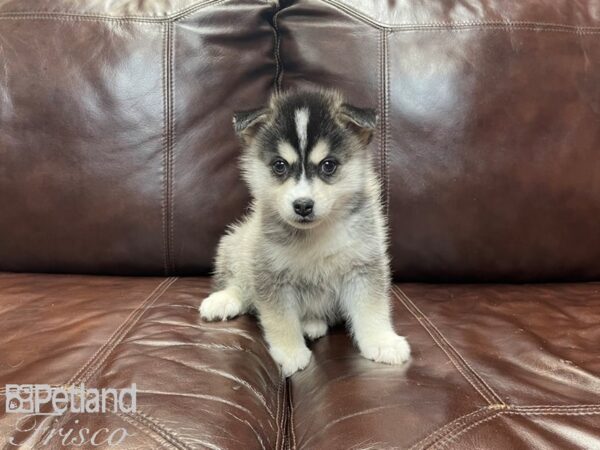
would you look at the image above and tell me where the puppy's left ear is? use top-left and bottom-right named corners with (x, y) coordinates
top-left (339, 104), bottom-right (378, 145)
top-left (233, 107), bottom-right (271, 145)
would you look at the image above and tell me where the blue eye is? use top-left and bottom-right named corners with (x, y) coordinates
top-left (320, 159), bottom-right (337, 176)
top-left (272, 159), bottom-right (288, 176)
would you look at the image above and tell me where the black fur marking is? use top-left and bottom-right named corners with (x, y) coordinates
top-left (254, 91), bottom-right (360, 184)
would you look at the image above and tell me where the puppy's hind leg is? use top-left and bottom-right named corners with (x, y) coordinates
top-left (200, 286), bottom-right (248, 322)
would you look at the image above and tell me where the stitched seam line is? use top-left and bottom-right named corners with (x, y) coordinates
top-left (162, 22), bottom-right (175, 275)
top-left (431, 411), bottom-right (505, 450)
top-left (409, 406), bottom-right (493, 450)
top-left (0, 0), bottom-right (229, 23)
top-left (393, 287), bottom-right (501, 405)
top-left (395, 287), bottom-right (505, 405)
top-left (275, 375), bottom-right (283, 450)
top-left (272, 4), bottom-right (283, 93)
top-left (115, 408), bottom-right (190, 450)
top-left (161, 23), bottom-right (170, 275)
top-left (320, 0), bottom-right (600, 32)
top-left (65, 278), bottom-right (175, 385)
top-left (74, 277), bottom-right (178, 386)
top-left (377, 32), bottom-right (385, 207)
top-left (377, 30), bottom-right (385, 208)
top-left (431, 406), bottom-right (600, 449)
top-left (394, 287), bottom-right (504, 404)
top-left (383, 29), bottom-right (391, 218)
top-left (168, 23), bottom-right (177, 273)
top-left (289, 378), bottom-right (297, 450)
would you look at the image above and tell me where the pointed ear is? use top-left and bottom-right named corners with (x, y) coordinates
top-left (339, 104), bottom-right (378, 145)
top-left (233, 107), bottom-right (270, 145)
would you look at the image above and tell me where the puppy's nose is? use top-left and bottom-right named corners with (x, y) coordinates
top-left (293, 198), bottom-right (314, 217)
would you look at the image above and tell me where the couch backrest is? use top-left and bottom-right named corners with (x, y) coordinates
top-left (1, 0), bottom-right (599, 281)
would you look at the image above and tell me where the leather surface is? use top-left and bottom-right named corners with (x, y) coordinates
top-left (0, 0), bottom-right (274, 276)
top-left (2, 0), bottom-right (600, 281)
top-left (289, 283), bottom-right (600, 449)
top-left (278, 0), bottom-right (600, 281)
top-left (0, 273), bottom-right (284, 449)
top-left (1, 274), bottom-right (598, 448)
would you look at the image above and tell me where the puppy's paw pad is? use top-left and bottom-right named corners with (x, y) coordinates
top-left (302, 319), bottom-right (328, 340)
top-left (360, 334), bottom-right (411, 365)
top-left (270, 345), bottom-right (312, 377)
top-left (199, 291), bottom-right (242, 322)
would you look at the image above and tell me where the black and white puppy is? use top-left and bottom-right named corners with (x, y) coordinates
top-left (200, 89), bottom-right (410, 376)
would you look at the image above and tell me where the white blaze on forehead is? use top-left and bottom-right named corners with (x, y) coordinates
top-left (309, 139), bottom-right (330, 165)
top-left (277, 141), bottom-right (299, 164)
top-left (295, 108), bottom-right (310, 153)
top-left (289, 174), bottom-right (312, 199)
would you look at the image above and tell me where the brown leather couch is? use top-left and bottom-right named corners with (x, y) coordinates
top-left (1, 1), bottom-right (599, 448)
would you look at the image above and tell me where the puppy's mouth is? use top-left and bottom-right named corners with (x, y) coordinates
top-left (288, 215), bottom-right (320, 229)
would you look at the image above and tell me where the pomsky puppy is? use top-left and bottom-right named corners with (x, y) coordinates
top-left (200, 89), bottom-right (411, 376)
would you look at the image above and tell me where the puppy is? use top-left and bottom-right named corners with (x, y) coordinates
top-left (200, 89), bottom-right (410, 376)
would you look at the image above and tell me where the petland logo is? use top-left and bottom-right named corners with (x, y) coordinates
top-left (5, 384), bottom-right (136, 447)
top-left (5, 384), bottom-right (137, 415)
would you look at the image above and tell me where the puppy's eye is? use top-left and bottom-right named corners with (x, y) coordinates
top-left (320, 159), bottom-right (337, 176)
top-left (272, 159), bottom-right (288, 176)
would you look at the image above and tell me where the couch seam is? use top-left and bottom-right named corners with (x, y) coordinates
top-left (162, 23), bottom-right (170, 275)
top-left (393, 287), bottom-right (504, 405)
top-left (289, 377), bottom-right (297, 450)
top-left (169, 22), bottom-right (177, 274)
top-left (0, 0), bottom-right (230, 23)
top-left (162, 22), bottom-right (175, 275)
top-left (112, 407), bottom-right (191, 449)
top-left (64, 278), bottom-right (176, 386)
top-left (408, 406), bottom-right (494, 450)
top-left (383, 29), bottom-right (391, 218)
top-left (320, 0), bottom-right (600, 33)
top-left (77, 277), bottom-right (178, 385)
top-left (431, 405), bottom-right (600, 449)
top-left (272, 3), bottom-right (283, 93)
top-left (275, 375), bottom-right (283, 450)
top-left (431, 410), bottom-right (505, 450)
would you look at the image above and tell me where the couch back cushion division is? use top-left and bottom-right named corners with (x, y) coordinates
top-left (278, 0), bottom-right (600, 281)
top-left (0, 0), bottom-right (275, 275)
top-left (1, 0), bottom-right (599, 282)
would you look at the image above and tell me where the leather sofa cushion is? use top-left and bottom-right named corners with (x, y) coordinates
top-left (0, 274), bottom-right (284, 449)
top-left (289, 283), bottom-right (600, 449)
top-left (278, 0), bottom-right (600, 281)
top-left (1, 274), bottom-right (598, 448)
top-left (0, 0), bottom-right (274, 276)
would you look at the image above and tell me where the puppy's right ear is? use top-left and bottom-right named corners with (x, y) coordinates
top-left (233, 107), bottom-right (270, 145)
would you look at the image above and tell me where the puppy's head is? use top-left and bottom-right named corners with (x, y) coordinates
top-left (234, 89), bottom-right (377, 230)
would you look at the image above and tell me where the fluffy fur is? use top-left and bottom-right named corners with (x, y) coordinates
top-left (200, 89), bottom-right (410, 376)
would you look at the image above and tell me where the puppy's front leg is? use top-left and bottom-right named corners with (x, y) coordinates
top-left (341, 273), bottom-right (410, 365)
top-left (256, 296), bottom-right (311, 377)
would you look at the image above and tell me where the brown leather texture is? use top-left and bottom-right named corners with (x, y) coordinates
top-left (1, 274), bottom-right (598, 448)
top-left (0, 0), bottom-right (274, 276)
top-left (0, 274), bottom-right (285, 449)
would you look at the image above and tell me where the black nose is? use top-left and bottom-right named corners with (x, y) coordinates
top-left (293, 198), bottom-right (314, 217)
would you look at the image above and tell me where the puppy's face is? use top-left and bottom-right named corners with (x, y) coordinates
top-left (234, 90), bottom-right (377, 230)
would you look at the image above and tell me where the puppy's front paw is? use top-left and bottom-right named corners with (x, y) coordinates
top-left (270, 345), bottom-right (312, 377)
top-left (199, 290), bottom-right (243, 321)
top-left (359, 333), bottom-right (411, 365)
top-left (302, 319), bottom-right (328, 340)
